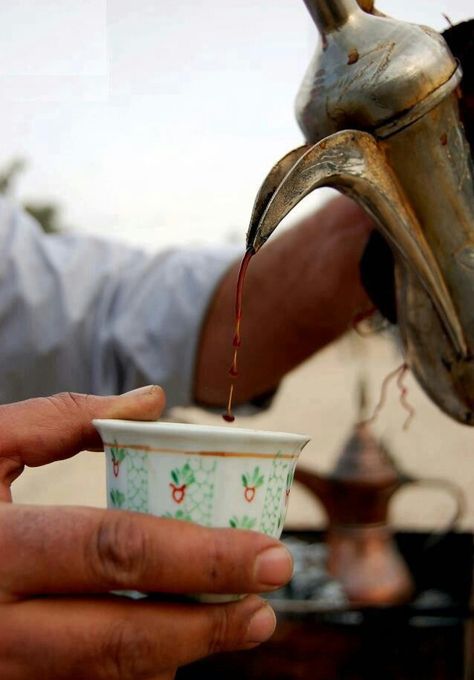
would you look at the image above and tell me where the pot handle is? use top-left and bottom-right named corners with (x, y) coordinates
top-left (402, 475), bottom-right (466, 543)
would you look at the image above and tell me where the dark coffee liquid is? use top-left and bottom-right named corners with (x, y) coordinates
top-left (223, 248), bottom-right (254, 422)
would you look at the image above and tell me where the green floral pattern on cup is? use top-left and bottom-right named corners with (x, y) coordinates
top-left (126, 451), bottom-right (149, 513)
top-left (106, 446), bottom-right (299, 538)
top-left (110, 488), bottom-right (125, 508)
top-left (229, 515), bottom-right (256, 529)
top-left (173, 458), bottom-right (217, 526)
top-left (260, 454), bottom-right (291, 535)
top-left (165, 509), bottom-right (193, 521)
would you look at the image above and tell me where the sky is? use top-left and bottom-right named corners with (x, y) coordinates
top-left (0, 0), bottom-right (472, 250)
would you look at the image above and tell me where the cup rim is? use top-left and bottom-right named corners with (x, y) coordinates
top-left (93, 419), bottom-right (310, 447)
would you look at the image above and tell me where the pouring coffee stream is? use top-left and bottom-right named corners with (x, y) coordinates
top-left (223, 247), bottom-right (254, 422)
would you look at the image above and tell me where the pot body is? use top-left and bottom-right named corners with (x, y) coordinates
top-left (326, 524), bottom-right (414, 605)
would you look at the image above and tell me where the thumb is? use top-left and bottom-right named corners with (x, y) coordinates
top-left (0, 386), bottom-right (165, 469)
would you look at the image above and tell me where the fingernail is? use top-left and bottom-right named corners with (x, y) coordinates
top-left (121, 385), bottom-right (161, 398)
top-left (245, 605), bottom-right (276, 643)
top-left (255, 546), bottom-right (293, 587)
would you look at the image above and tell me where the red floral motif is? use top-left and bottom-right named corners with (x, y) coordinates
top-left (110, 442), bottom-right (127, 478)
top-left (244, 487), bottom-right (256, 503)
top-left (242, 467), bottom-right (264, 503)
top-left (284, 466), bottom-right (295, 506)
top-left (170, 464), bottom-right (195, 504)
top-left (169, 483), bottom-right (187, 504)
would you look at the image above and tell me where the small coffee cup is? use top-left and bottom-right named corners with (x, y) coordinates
top-left (93, 419), bottom-right (310, 601)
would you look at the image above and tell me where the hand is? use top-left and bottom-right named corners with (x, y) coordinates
top-left (0, 387), bottom-right (293, 679)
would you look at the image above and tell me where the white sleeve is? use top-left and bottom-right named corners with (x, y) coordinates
top-left (0, 198), bottom-right (240, 407)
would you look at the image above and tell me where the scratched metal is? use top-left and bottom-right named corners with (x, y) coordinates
top-left (246, 0), bottom-right (474, 424)
top-left (298, 0), bottom-right (458, 141)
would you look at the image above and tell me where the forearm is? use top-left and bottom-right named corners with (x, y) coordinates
top-left (195, 195), bottom-right (373, 407)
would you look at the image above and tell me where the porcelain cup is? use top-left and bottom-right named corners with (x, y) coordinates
top-left (93, 419), bottom-right (310, 600)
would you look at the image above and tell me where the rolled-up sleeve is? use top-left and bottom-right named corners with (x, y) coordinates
top-left (0, 198), bottom-right (240, 407)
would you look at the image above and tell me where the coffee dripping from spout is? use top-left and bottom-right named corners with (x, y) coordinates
top-left (246, 0), bottom-right (474, 425)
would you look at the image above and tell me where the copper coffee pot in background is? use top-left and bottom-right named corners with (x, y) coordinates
top-left (294, 418), bottom-right (464, 606)
top-left (245, 0), bottom-right (474, 425)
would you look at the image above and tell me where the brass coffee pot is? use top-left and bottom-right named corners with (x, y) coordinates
top-left (295, 421), bottom-right (464, 605)
top-left (245, 0), bottom-right (474, 425)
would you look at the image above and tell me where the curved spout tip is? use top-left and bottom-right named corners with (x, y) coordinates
top-left (245, 144), bottom-right (310, 252)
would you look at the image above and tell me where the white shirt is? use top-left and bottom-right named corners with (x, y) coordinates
top-left (0, 198), bottom-right (239, 407)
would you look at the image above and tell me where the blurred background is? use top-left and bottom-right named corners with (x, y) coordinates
top-left (6, 0), bottom-right (474, 533)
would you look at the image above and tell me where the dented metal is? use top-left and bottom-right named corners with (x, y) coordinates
top-left (246, 0), bottom-right (474, 424)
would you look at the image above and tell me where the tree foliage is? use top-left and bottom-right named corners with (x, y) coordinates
top-left (0, 158), bottom-right (63, 233)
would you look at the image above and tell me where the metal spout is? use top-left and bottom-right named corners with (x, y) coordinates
top-left (246, 129), bottom-right (467, 361)
top-left (245, 4), bottom-right (474, 424)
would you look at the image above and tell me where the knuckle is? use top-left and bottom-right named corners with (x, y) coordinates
top-left (88, 512), bottom-right (147, 588)
top-left (205, 532), bottom-right (235, 587)
top-left (207, 606), bottom-right (232, 655)
top-left (48, 391), bottom-right (85, 411)
top-left (46, 392), bottom-right (90, 433)
top-left (0, 610), bottom-right (15, 658)
top-left (101, 620), bottom-right (156, 680)
top-left (46, 392), bottom-right (98, 451)
top-left (47, 391), bottom-right (97, 424)
top-left (0, 507), bottom-right (19, 600)
top-left (0, 545), bottom-right (8, 602)
top-left (63, 391), bottom-right (84, 406)
top-left (0, 507), bottom-right (7, 548)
